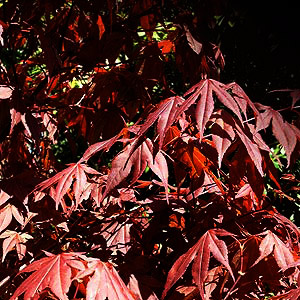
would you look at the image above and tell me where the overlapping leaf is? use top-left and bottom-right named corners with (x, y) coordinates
top-left (35, 163), bottom-right (99, 209)
top-left (162, 229), bottom-right (234, 299)
top-left (174, 139), bottom-right (224, 194)
top-left (178, 79), bottom-right (244, 140)
top-left (103, 138), bottom-right (168, 201)
top-left (0, 204), bottom-right (24, 233)
top-left (74, 258), bottom-right (136, 300)
top-left (256, 106), bottom-right (298, 166)
top-left (132, 96), bottom-right (184, 150)
top-left (252, 230), bottom-right (296, 270)
top-left (0, 230), bottom-right (33, 262)
top-left (211, 111), bottom-right (235, 168)
top-left (99, 220), bottom-right (132, 254)
top-left (10, 252), bottom-right (86, 300)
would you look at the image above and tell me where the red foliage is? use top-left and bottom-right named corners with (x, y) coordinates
top-left (0, 1), bottom-right (299, 299)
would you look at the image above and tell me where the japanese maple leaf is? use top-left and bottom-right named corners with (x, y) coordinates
top-left (252, 230), bottom-right (296, 270)
top-left (132, 96), bottom-right (184, 150)
top-left (235, 128), bottom-right (264, 176)
top-left (80, 133), bottom-right (120, 162)
top-left (35, 163), bottom-right (99, 209)
top-left (178, 79), bottom-right (244, 140)
top-left (77, 175), bottom-right (107, 207)
top-left (255, 106), bottom-right (297, 166)
top-left (99, 220), bottom-right (132, 254)
top-left (174, 139), bottom-right (224, 194)
top-left (0, 204), bottom-right (24, 233)
top-left (103, 138), bottom-right (168, 201)
top-left (74, 258), bottom-right (136, 300)
top-left (162, 229), bottom-right (234, 300)
top-left (210, 111), bottom-right (235, 168)
top-left (10, 252), bottom-right (86, 300)
top-left (225, 82), bottom-right (261, 121)
top-left (0, 230), bottom-right (33, 262)
top-left (183, 25), bottom-right (202, 54)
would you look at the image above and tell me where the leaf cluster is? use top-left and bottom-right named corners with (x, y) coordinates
top-left (0, 1), bottom-right (299, 300)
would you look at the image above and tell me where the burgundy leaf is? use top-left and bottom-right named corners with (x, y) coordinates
top-left (103, 139), bottom-right (168, 201)
top-left (211, 113), bottom-right (235, 167)
top-left (133, 96), bottom-right (184, 150)
top-left (162, 238), bottom-right (200, 299)
top-left (256, 106), bottom-right (297, 166)
top-left (180, 79), bottom-right (243, 140)
top-left (162, 229), bottom-right (234, 300)
top-left (184, 25), bottom-right (202, 55)
top-left (252, 230), bottom-right (295, 270)
top-left (80, 134), bottom-right (120, 162)
top-left (235, 129), bottom-right (264, 176)
top-left (99, 220), bottom-right (132, 254)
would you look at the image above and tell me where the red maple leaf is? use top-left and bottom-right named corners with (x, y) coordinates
top-left (102, 138), bottom-right (168, 201)
top-left (0, 230), bottom-right (32, 262)
top-left (162, 229), bottom-right (235, 299)
top-left (0, 204), bottom-right (24, 233)
top-left (256, 105), bottom-right (298, 166)
top-left (35, 163), bottom-right (99, 210)
top-left (252, 230), bottom-right (296, 270)
top-left (74, 258), bottom-right (136, 300)
top-left (98, 219), bottom-right (132, 254)
top-left (179, 79), bottom-right (245, 140)
top-left (10, 252), bottom-right (86, 300)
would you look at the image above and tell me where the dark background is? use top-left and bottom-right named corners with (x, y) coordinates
top-left (220, 1), bottom-right (300, 105)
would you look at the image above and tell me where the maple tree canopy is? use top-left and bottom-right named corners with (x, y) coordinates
top-left (0, 1), bottom-right (299, 300)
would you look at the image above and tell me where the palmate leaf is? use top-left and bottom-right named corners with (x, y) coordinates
top-left (10, 252), bottom-right (136, 300)
top-left (0, 230), bottom-right (33, 262)
top-left (35, 163), bottom-right (99, 209)
top-left (162, 229), bottom-right (234, 300)
top-left (179, 79), bottom-right (245, 140)
top-left (174, 139), bottom-right (225, 194)
top-left (0, 204), bottom-right (24, 233)
top-left (252, 230), bottom-right (296, 270)
top-left (98, 219), bottom-right (132, 254)
top-left (132, 96), bottom-right (184, 150)
top-left (210, 109), bottom-right (264, 177)
top-left (74, 258), bottom-right (136, 300)
top-left (255, 105), bottom-right (298, 166)
top-left (10, 252), bottom-right (86, 300)
top-left (211, 111), bottom-right (235, 168)
top-left (102, 138), bottom-right (168, 201)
